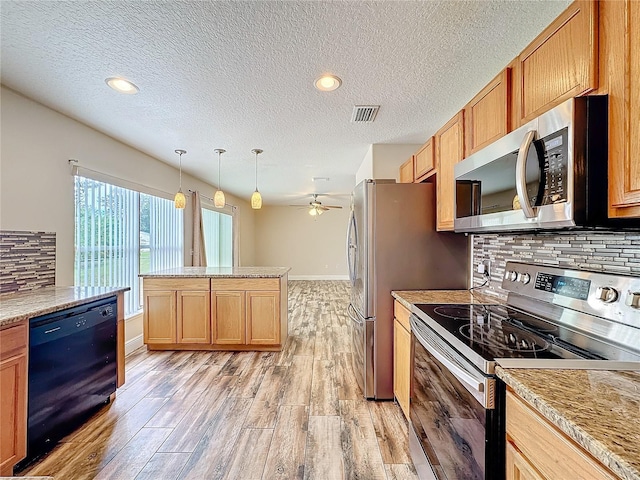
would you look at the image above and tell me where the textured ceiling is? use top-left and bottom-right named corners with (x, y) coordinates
top-left (0, 0), bottom-right (570, 205)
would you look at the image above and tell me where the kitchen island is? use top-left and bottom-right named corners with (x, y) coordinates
top-left (140, 266), bottom-right (290, 351)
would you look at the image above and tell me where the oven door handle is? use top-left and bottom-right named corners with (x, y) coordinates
top-left (515, 130), bottom-right (537, 219)
top-left (412, 324), bottom-right (484, 395)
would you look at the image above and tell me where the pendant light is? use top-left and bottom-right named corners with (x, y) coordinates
top-left (213, 148), bottom-right (226, 208)
top-left (251, 148), bottom-right (263, 209)
top-left (174, 149), bottom-right (187, 209)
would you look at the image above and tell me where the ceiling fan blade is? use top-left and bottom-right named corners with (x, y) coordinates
top-left (324, 205), bottom-right (343, 209)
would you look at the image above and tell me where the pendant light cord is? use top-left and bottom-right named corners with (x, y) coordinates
top-left (254, 151), bottom-right (258, 190)
top-left (218, 151), bottom-right (222, 190)
top-left (178, 152), bottom-right (183, 190)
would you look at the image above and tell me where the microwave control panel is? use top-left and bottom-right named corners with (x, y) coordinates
top-left (539, 128), bottom-right (568, 205)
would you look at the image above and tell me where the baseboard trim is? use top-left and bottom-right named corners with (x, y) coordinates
top-left (125, 334), bottom-right (144, 356)
top-left (288, 275), bottom-right (349, 280)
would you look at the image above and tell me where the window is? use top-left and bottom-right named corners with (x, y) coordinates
top-left (74, 176), bottom-right (183, 316)
top-left (201, 208), bottom-right (234, 267)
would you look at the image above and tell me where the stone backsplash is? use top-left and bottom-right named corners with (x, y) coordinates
top-left (472, 231), bottom-right (640, 300)
top-left (1, 230), bottom-right (56, 295)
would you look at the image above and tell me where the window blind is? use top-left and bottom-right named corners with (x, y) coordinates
top-left (75, 176), bottom-right (184, 316)
top-left (201, 208), bottom-right (233, 267)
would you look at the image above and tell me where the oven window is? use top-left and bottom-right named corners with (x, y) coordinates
top-left (410, 338), bottom-right (486, 479)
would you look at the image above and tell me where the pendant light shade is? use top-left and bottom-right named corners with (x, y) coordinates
top-left (213, 148), bottom-right (226, 208)
top-left (174, 149), bottom-right (187, 209)
top-left (251, 148), bottom-right (263, 210)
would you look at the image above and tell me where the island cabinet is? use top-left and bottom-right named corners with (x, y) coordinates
top-left (435, 110), bottom-right (465, 231)
top-left (0, 322), bottom-right (27, 475)
top-left (514, 0), bottom-right (598, 125)
top-left (393, 300), bottom-right (412, 420)
top-left (211, 279), bottom-right (282, 348)
top-left (143, 278), bottom-right (210, 345)
top-left (505, 390), bottom-right (617, 480)
top-left (143, 273), bottom-right (288, 352)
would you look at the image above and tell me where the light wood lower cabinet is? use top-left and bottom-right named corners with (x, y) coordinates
top-left (0, 323), bottom-right (27, 476)
top-left (212, 290), bottom-right (246, 344)
top-left (506, 390), bottom-right (616, 480)
top-left (393, 300), bottom-right (412, 420)
top-left (145, 275), bottom-right (288, 351)
top-left (246, 291), bottom-right (280, 345)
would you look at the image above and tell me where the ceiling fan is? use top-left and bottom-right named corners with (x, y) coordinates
top-left (289, 194), bottom-right (343, 216)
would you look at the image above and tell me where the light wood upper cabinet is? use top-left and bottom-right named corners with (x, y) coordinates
top-left (399, 157), bottom-right (415, 183)
top-left (506, 390), bottom-right (616, 480)
top-left (246, 291), bottom-right (280, 345)
top-left (516, 0), bottom-right (598, 124)
top-left (414, 138), bottom-right (435, 181)
top-left (465, 69), bottom-right (511, 156)
top-left (178, 290), bottom-right (211, 344)
top-left (393, 300), bottom-right (412, 420)
top-left (0, 323), bottom-right (27, 475)
top-left (143, 290), bottom-right (177, 344)
top-left (435, 110), bottom-right (465, 231)
top-left (212, 290), bottom-right (246, 344)
top-left (599, 0), bottom-right (640, 217)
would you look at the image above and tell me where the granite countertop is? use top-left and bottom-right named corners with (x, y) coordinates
top-left (0, 286), bottom-right (129, 328)
top-left (140, 266), bottom-right (291, 278)
top-left (391, 289), bottom-right (499, 312)
top-left (497, 366), bottom-right (640, 480)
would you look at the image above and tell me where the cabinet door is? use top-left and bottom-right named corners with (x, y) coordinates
top-left (177, 290), bottom-right (211, 344)
top-left (506, 442), bottom-right (545, 480)
top-left (517, 0), bottom-right (597, 123)
top-left (399, 157), bottom-right (415, 183)
top-left (435, 110), bottom-right (465, 231)
top-left (393, 319), bottom-right (411, 420)
top-left (465, 69), bottom-right (511, 156)
top-left (0, 325), bottom-right (27, 476)
top-left (212, 291), bottom-right (246, 344)
top-left (604, 0), bottom-right (640, 216)
top-left (246, 291), bottom-right (280, 345)
top-left (414, 139), bottom-right (435, 181)
top-left (143, 290), bottom-right (177, 344)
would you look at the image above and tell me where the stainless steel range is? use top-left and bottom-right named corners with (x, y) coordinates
top-left (409, 261), bottom-right (640, 480)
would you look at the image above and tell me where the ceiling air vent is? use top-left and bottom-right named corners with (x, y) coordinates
top-left (351, 105), bottom-right (380, 123)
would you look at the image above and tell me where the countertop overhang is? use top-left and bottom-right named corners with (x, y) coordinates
top-left (140, 266), bottom-right (291, 278)
top-left (0, 286), bottom-right (130, 328)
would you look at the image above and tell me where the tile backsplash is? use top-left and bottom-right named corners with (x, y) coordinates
top-left (472, 231), bottom-right (640, 299)
top-left (0, 230), bottom-right (56, 295)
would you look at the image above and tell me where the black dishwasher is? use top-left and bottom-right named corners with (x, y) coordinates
top-left (19, 295), bottom-right (118, 468)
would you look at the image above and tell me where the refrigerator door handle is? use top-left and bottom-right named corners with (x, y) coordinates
top-left (346, 211), bottom-right (357, 285)
top-left (347, 303), bottom-right (363, 326)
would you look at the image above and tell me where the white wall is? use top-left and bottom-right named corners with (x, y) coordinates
top-left (355, 144), bottom-right (421, 184)
top-left (254, 206), bottom-right (350, 279)
top-left (0, 86), bottom-right (256, 287)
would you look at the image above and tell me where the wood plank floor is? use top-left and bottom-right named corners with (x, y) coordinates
top-left (21, 281), bottom-right (418, 480)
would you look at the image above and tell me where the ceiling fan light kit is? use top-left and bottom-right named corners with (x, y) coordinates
top-left (174, 149), bottom-right (187, 209)
top-left (213, 148), bottom-right (226, 208)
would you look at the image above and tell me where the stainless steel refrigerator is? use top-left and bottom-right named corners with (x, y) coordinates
top-left (346, 179), bottom-right (469, 399)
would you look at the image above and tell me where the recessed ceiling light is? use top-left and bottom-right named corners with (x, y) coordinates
top-left (314, 74), bottom-right (342, 92)
top-left (105, 77), bottom-right (139, 94)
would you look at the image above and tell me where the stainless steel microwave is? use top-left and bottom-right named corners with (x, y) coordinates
top-left (454, 96), bottom-right (637, 233)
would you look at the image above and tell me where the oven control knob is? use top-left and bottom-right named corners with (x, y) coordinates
top-left (626, 292), bottom-right (640, 309)
top-left (595, 286), bottom-right (619, 303)
top-left (506, 271), bottom-right (517, 281)
top-left (518, 273), bottom-right (531, 284)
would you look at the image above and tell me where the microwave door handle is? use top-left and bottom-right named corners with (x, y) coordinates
top-left (516, 130), bottom-right (537, 218)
